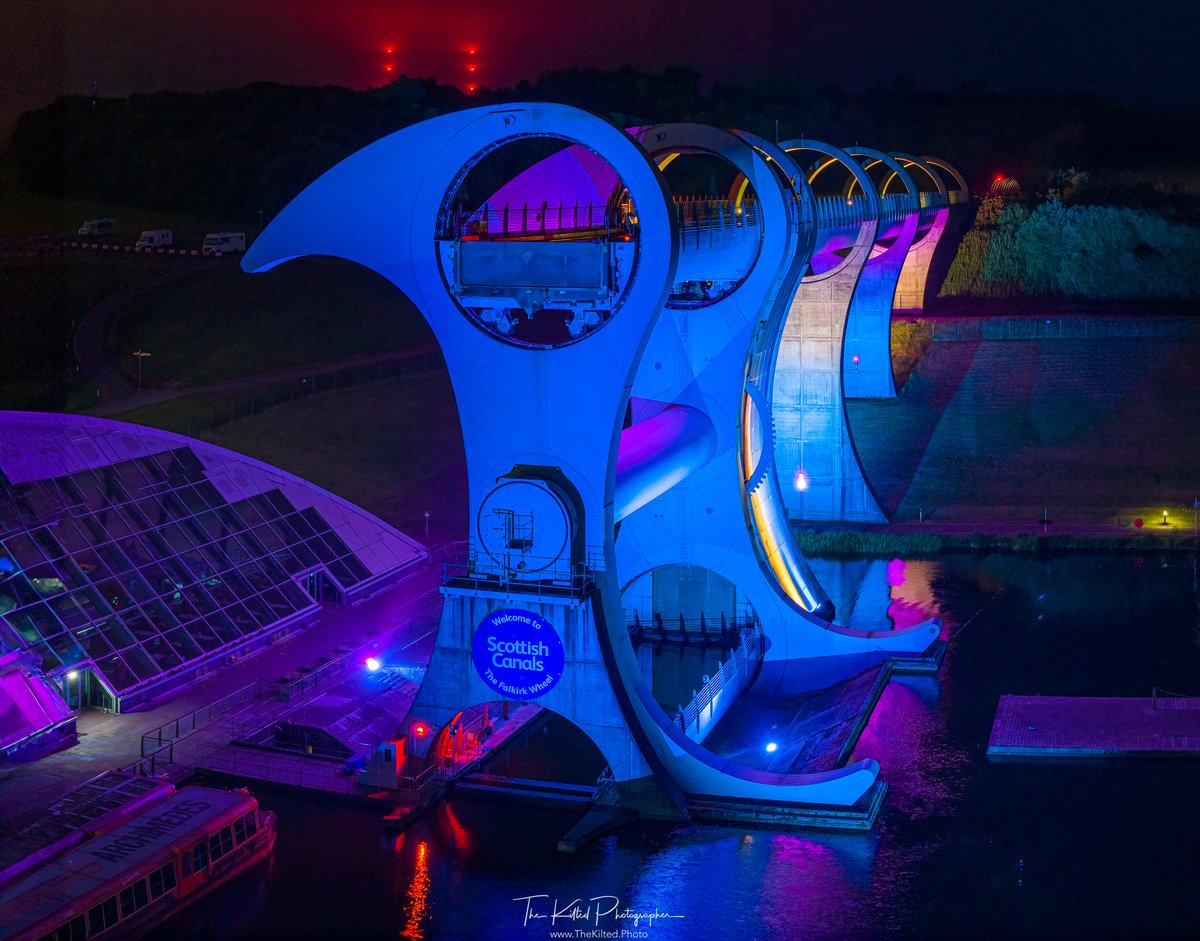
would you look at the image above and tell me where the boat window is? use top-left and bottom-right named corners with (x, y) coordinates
top-left (149, 862), bottom-right (177, 898)
top-left (234, 810), bottom-right (258, 843)
top-left (87, 896), bottom-right (118, 935)
top-left (40, 913), bottom-right (87, 941)
top-left (190, 838), bottom-right (208, 874)
top-left (209, 825), bottom-right (235, 861)
top-left (119, 879), bottom-right (149, 918)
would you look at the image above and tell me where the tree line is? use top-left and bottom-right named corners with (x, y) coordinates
top-left (941, 193), bottom-right (1200, 301)
top-left (7, 67), bottom-right (1191, 224)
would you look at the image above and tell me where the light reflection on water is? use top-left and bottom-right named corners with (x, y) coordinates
top-left (157, 553), bottom-right (1200, 940)
top-left (400, 841), bottom-right (430, 940)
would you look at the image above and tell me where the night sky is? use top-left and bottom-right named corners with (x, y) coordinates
top-left (2, 0), bottom-right (1197, 135)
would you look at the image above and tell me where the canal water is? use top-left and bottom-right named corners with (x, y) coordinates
top-left (147, 551), bottom-right (1200, 941)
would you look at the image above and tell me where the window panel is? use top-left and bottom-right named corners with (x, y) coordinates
top-left (87, 896), bottom-right (118, 935)
top-left (3, 531), bottom-right (45, 567)
top-left (162, 627), bottom-right (203, 660)
top-left (121, 646), bottom-right (160, 682)
top-left (119, 879), bottom-right (149, 918)
top-left (75, 625), bottom-right (114, 659)
top-left (144, 637), bottom-right (183, 671)
top-left (95, 653), bottom-right (137, 691)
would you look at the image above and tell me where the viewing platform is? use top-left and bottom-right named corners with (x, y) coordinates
top-left (988, 694), bottom-right (1200, 758)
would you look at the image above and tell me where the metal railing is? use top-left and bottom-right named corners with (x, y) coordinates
top-left (273, 647), bottom-right (356, 702)
top-left (671, 196), bottom-right (760, 229)
top-left (627, 611), bottom-right (758, 646)
top-left (191, 742), bottom-right (363, 793)
top-left (120, 743), bottom-right (187, 780)
top-left (814, 193), bottom-right (869, 227)
top-left (139, 679), bottom-right (262, 757)
top-left (450, 201), bottom-right (633, 240)
top-left (441, 542), bottom-right (603, 597)
top-left (672, 626), bottom-right (762, 737)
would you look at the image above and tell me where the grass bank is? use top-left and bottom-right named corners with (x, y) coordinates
top-left (113, 370), bottom-right (467, 541)
top-left (794, 528), bottom-right (1200, 557)
top-left (104, 256), bottom-right (432, 387)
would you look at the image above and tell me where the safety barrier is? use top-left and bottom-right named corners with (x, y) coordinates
top-left (672, 626), bottom-right (762, 741)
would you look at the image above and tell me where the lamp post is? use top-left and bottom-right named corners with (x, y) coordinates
top-left (132, 349), bottom-right (152, 393)
top-left (424, 511), bottom-right (430, 541)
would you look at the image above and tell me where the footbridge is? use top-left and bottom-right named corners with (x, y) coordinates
top-left (242, 103), bottom-right (957, 827)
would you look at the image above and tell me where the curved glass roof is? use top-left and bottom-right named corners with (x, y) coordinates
top-left (0, 414), bottom-right (425, 702)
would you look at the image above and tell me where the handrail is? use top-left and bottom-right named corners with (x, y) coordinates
top-left (672, 626), bottom-right (762, 736)
top-left (139, 679), bottom-right (262, 757)
top-left (273, 647), bottom-right (357, 702)
top-left (441, 541), bottom-right (604, 597)
top-left (450, 201), bottom-right (634, 240)
top-left (627, 610), bottom-right (758, 646)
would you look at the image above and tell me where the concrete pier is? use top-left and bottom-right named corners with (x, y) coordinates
top-left (988, 694), bottom-right (1200, 758)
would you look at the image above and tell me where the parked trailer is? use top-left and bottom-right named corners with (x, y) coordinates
top-left (135, 230), bottom-right (173, 249)
top-left (201, 233), bottom-right (246, 257)
top-left (78, 219), bottom-right (116, 236)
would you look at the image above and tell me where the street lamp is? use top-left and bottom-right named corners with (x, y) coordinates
top-left (132, 349), bottom-right (152, 393)
top-left (424, 511), bottom-right (430, 541)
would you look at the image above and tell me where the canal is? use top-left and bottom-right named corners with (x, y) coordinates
top-left (147, 551), bottom-right (1200, 940)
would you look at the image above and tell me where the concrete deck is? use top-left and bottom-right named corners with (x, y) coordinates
top-left (987, 694), bottom-right (1200, 758)
top-left (0, 562), bottom-right (443, 860)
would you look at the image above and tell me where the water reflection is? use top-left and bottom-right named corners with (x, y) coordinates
top-left (400, 840), bottom-right (431, 940)
top-left (158, 553), bottom-right (1200, 940)
top-left (807, 557), bottom-right (949, 633)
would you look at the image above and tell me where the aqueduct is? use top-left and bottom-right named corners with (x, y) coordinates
top-left (243, 103), bottom-right (968, 823)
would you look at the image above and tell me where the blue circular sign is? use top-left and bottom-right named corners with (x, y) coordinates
top-left (471, 608), bottom-right (565, 700)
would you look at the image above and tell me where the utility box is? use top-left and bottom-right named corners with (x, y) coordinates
top-left (357, 735), bottom-right (409, 787)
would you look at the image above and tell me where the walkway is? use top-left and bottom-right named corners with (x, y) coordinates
top-left (0, 562), bottom-right (443, 849)
top-left (988, 694), bottom-right (1200, 757)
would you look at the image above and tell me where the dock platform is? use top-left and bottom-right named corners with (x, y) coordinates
top-left (988, 694), bottom-right (1200, 758)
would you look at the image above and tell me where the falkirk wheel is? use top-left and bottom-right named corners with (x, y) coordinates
top-left (243, 103), bottom-right (966, 823)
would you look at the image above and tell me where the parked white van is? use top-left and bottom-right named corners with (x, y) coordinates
top-left (78, 219), bottom-right (116, 236)
top-left (135, 229), bottom-right (173, 249)
top-left (201, 232), bottom-right (246, 256)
